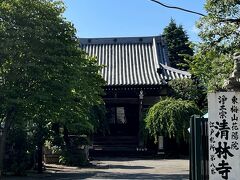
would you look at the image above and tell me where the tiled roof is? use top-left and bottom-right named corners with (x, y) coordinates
top-left (80, 36), bottom-right (190, 86)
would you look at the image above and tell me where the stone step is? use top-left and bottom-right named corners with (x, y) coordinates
top-left (92, 145), bottom-right (137, 152)
top-left (94, 135), bottom-right (138, 140)
top-left (93, 136), bottom-right (138, 144)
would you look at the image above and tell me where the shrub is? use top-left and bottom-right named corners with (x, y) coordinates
top-left (145, 97), bottom-right (201, 143)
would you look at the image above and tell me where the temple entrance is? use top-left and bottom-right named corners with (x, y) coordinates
top-left (90, 104), bottom-right (140, 156)
top-left (107, 105), bottom-right (139, 136)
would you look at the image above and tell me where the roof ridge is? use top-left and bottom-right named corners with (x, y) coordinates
top-left (79, 36), bottom-right (163, 45)
top-left (79, 35), bottom-right (163, 39)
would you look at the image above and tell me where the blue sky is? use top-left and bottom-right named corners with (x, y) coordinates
top-left (62, 0), bottom-right (206, 42)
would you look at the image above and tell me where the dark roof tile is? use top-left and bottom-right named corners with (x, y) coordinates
top-left (80, 36), bottom-right (190, 86)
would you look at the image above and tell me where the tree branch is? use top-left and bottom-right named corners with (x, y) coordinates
top-left (149, 0), bottom-right (206, 17)
top-left (219, 18), bottom-right (240, 24)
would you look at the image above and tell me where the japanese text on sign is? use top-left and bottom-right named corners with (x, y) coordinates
top-left (208, 92), bottom-right (240, 180)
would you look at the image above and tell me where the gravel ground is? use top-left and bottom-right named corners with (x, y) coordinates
top-left (3, 158), bottom-right (189, 180)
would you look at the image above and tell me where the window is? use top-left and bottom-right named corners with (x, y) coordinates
top-left (116, 107), bottom-right (126, 124)
top-left (108, 107), bottom-right (126, 124)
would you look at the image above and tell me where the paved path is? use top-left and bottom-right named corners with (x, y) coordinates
top-left (3, 158), bottom-right (189, 180)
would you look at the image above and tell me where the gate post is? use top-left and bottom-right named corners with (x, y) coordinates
top-left (190, 115), bottom-right (201, 180)
top-left (190, 115), bottom-right (208, 180)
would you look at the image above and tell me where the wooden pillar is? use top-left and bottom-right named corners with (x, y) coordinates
top-left (138, 90), bottom-right (144, 147)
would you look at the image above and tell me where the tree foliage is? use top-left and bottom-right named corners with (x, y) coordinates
top-left (187, 0), bottom-right (240, 92)
top-left (169, 78), bottom-right (200, 101)
top-left (187, 48), bottom-right (233, 92)
top-left (163, 19), bottom-right (193, 70)
top-left (144, 98), bottom-right (201, 143)
top-left (169, 78), bottom-right (207, 109)
top-left (0, 0), bottom-right (105, 174)
top-left (197, 0), bottom-right (240, 51)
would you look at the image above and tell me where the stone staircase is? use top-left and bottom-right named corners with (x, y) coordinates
top-left (90, 135), bottom-right (139, 157)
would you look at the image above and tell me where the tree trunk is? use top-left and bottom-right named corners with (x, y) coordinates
top-left (37, 140), bottom-right (43, 174)
top-left (0, 107), bottom-right (16, 177)
top-left (63, 126), bottom-right (70, 149)
top-left (36, 122), bottom-right (45, 174)
top-left (63, 126), bottom-right (71, 164)
top-left (0, 128), bottom-right (7, 176)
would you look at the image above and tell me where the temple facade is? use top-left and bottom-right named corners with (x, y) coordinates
top-left (80, 36), bottom-right (190, 155)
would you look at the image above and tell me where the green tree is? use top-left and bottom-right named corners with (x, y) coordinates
top-left (187, 0), bottom-right (240, 92)
top-left (144, 98), bottom-right (201, 143)
top-left (163, 19), bottom-right (193, 70)
top-left (187, 48), bottom-right (233, 92)
top-left (169, 78), bottom-right (200, 101)
top-left (0, 0), bottom-right (104, 175)
top-left (197, 0), bottom-right (240, 51)
top-left (169, 78), bottom-right (207, 109)
top-left (151, 0), bottom-right (239, 91)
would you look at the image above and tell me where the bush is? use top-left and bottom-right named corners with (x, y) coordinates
top-left (4, 127), bottom-right (34, 175)
top-left (145, 97), bottom-right (201, 143)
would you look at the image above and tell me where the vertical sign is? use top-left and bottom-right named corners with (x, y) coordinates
top-left (208, 92), bottom-right (240, 180)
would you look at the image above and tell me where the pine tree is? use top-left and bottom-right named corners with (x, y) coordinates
top-left (163, 19), bottom-right (193, 70)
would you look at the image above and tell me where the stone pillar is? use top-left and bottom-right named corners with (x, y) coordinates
top-left (224, 52), bottom-right (240, 91)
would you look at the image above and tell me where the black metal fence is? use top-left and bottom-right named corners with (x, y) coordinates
top-left (190, 115), bottom-right (209, 180)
